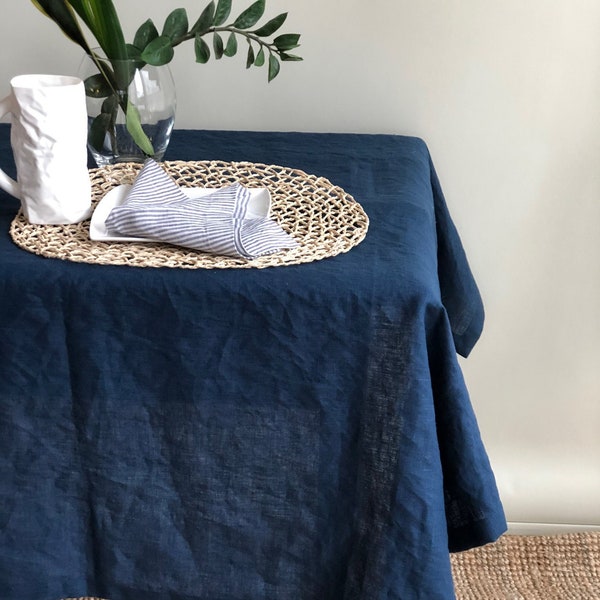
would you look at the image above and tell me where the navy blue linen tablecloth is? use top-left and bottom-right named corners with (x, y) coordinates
top-left (0, 125), bottom-right (506, 600)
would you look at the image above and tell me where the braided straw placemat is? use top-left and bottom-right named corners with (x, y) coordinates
top-left (9, 160), bottom-right (368, 270)
top-left (451, 532), bottom-right (600, 599)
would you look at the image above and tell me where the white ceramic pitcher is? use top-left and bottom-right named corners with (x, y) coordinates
top-left (0, 74), bottom-right (91, 224)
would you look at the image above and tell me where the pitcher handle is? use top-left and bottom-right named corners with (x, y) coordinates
top-left (0, 95), bottom-right (20, 199)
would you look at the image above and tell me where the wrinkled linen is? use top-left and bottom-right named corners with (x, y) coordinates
top-left (0, 126), bottom-right (506, 600)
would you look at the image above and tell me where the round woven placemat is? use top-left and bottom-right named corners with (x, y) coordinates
top-left (9, 160), bottom-right (368, 269)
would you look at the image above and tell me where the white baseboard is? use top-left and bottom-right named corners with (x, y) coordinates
top-left (507, 522), bottom-right (600, 535)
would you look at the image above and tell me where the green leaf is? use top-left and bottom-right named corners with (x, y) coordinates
top-left (273, 33), bottom-right (301, 51)
top-left (233, 0), bottom-right (265, 29)
top-left (88, 112), bottom-right (111, 153)
top-left (133, 19), bottom-right (159, 50)
top-left (68, 0), bottom-right (128, 60)
top-left (83, 73), bottom-right (112, 98)
top-left (126, 43), bottom-right (143, 61)
top-left (195, 35), bottom-right (211, 63)
top-left (101, 94), bottom-right (119, 115)
top-left (213, 0), bottom-right (232, 26)
top-left (162, 8), bottom-right (188, 41)
top-left (268, 53), bottom-right (280, 82)
top-left (213, 32), bottom-right (224, 59)
top-left (280, 52), bottom-right (303, 61)
top-left (191, 1), bottom-right (215, 34)
top-left (31, 0), bottom-right (90, 51)
top-left (69, 1), bottom-right (131, 91)
top-left (141, 35), bottom-right (175, 66)
top-left (254, 46), bottom-right (265, 67)
top-left (223, 32), bottom-right (237, 57)
top-left (246, 43), bottom-right (255, 69)
top-left (252, 12), bottom-right (287, 37)
top-left (125, 101), bottom-right (155, 156)
top-left (85, 52), bottom-right (124, 93)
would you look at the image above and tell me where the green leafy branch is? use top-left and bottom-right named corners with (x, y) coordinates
top-left (31, 0), bottom-right (302, 157)
top-left (134, 0), bottom-right (302, 83)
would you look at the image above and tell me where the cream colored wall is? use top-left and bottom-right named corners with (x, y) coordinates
top-left (2, 1), bottom-right (599, 531)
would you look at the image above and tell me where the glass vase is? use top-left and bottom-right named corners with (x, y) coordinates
top-left (79, 51), bottom-right (176, 166)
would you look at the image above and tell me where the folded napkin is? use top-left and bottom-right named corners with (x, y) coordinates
top-left (105, 159), bottom-right (299, 259)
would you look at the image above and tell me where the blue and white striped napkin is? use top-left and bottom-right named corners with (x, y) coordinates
top-left (104, 159), bottom-right (299, 259)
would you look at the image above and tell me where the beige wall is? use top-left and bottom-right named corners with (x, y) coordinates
top-left (2, 1), bottom-right (599, 530)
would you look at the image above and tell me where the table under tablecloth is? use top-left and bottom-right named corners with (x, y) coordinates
top-left (0, 125), bottom-right (505, 600)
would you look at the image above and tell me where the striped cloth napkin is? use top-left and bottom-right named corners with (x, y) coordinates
top-left (105, 159), bottom-right (299, 259)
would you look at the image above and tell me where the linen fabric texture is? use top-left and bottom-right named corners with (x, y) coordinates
top-left (0, 127), bottom-right (505, 600)
top-left (105, 158), bottom-right (298, 259)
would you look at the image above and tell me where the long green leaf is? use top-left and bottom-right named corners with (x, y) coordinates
top-left (233, 0), bottom-right (265, 29)
top-left (30, 0), bottom-right (89, 51)
top-left (125, 102), bottom-right (155, 156)
top-left (67, 0), bottom-right (127, 60)
top-left (67, 0), bottom-right (130, 96)
top-left (88, 112), bottom-right (111, 153)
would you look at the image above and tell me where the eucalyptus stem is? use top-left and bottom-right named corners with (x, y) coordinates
top-left (173, 26), bottom-right (275, 53)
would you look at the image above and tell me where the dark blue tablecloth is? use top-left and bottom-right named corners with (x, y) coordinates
top-left (0, 125), bottom-right (506, 600)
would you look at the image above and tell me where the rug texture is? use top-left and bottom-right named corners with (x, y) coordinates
top-left (451, 532), bottom-right (600, 599)
top-left (63, 532), bottom-right (600, 600)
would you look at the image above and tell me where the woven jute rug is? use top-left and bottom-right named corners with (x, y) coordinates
top-left (451, 532), bottom-right (600, 599)
top-left (10, 160), bottom-right (369, 270)
top-left (60, 533), bottom-right (600, 600)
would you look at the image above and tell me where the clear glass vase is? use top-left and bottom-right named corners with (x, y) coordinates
top-left (79, 51), bottom-right (176, 166)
